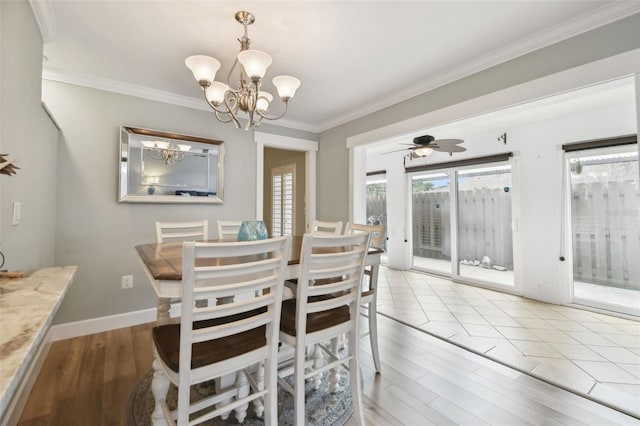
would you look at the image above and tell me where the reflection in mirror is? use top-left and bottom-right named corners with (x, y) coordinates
top-left (119, 127), bottom-right (225, 203)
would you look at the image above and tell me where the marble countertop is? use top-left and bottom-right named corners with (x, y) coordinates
top-left (0, 266), bottom-right (77, 419)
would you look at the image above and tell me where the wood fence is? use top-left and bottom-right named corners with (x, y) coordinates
top-left (572, 181), bottom-right (639, 290)
top-left (409, 189), bottom-right (513, 268)
top-left (367, 181), bottom-right (639, 289)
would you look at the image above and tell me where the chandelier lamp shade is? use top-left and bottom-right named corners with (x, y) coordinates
top-left (185, 11), bottom-right (301, 130)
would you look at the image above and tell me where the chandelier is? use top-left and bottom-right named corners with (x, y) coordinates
top-left (142, 141), bottom-right (191, 165)
top-left (185, 11), bottom-right (301, 130)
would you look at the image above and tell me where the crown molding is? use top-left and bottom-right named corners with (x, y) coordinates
top-left (42, 69), bottom-right (320, 133)
top-left (42, 69), bottom-right (319, 132)
top-left (316, 2), bottom-right (640, 132)
top-left (28, 0), bottom-right (57, 42)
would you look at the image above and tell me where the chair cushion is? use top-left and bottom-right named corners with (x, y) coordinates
top-left (280, 298), bottom-right (350, 336)
top-left (152, 309), bottom-right (267, 372)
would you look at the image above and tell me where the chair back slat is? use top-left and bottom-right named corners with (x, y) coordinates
top-left (216, 220), bottom-right (243, 240)
top-left (194, 276), bottom-right (277, 299)
top-left (192, 293), bottom-right (275, 322)
top-left (306, 278), bottom-right (359, 297)
top-left (194, 256), bottom-right (284, 280)
top-left (192, 311), bottom-right (272, 343)
top-left (306, 292), bottom-right (357, 315)
top-left (155, 220), bottom-right (209, 243)
top-left (312, 220), bottom-right (343, 235)
top-left (344, 222), bottom-right (384, 248)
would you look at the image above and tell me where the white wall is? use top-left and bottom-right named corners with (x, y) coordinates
top-left (0, 1), bottom-right (59, 270)
top-left (366, 98), bottom-right (637, 305)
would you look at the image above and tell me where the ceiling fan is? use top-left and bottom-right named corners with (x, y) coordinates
top-left (385, 135), bottom-right (466, 158)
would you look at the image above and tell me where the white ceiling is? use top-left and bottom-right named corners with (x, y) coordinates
top-left (35, 1), bottom-right (640, 133)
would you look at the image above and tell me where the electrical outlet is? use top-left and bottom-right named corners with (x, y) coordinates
top-left (121, 275), bottom-right (133, 289)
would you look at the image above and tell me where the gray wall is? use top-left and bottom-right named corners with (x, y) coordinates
top-left (0, 0), bottom-right (59, 270)
top-left (317, 14), bottom-right (640, 223)
top-left (42, 79), bottom-right (316, 323)
top-left (44, 79), bottom-right (285, 322)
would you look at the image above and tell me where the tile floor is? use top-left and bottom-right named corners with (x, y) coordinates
top-left (376, 266), bottom-right (640, 417)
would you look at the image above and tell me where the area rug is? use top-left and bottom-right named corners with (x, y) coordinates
top-left (126, 369), bottom-right (353, 426)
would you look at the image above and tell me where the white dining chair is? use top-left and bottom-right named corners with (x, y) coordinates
top-left (216, 220), bottom-right (243, 240)
top-left (150, 236), bottom-right (291, 426)
top-left (311, 220), bottom-right (343, 235)
top-left (155, 220), bottom-right (208, 243)
top-left (344, 222), bottom-right (385, 373)
top-left (278, 232), bottom-right (370, 426)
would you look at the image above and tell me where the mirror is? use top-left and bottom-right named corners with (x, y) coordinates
top-left (118, 126), bottom-right (225, 203)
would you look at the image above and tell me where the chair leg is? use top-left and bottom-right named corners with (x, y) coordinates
top-left (348, 328), bottom-right (365, 426)
top-left (253, 363), bottom-right (265, 418)
top-left (264, 357), bottom-right (278, 426)
top-left (294, 347), bottom-right (307, 426)
top-left (368, 301), bottom-right (382, 373)
top-left (150, 357), bottom-right (170, 426)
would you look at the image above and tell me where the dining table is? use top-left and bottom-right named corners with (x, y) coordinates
top-left (135, 235), bottom-right (383, 325)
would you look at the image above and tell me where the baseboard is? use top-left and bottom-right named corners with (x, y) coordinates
top-left (49, 307), bottom-right (158, 341)
top-left (1, 332), bottom-right (52, 426)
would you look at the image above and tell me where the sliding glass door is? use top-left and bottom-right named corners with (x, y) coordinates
top-left (411, 173), bottom-right (451, 274)
top-left (409, 156), bottom-right (515, 289)
top-left (366, 173), bottom-right (388, 258)
top-left (567, 146), bottom-right (639, 315)
top-left (457, 165), bottom-right (514, 286)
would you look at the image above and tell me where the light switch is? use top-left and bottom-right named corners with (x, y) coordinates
top-left (12, 202), bottom-right (21, 226)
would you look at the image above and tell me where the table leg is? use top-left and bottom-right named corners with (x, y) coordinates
top-left (234, 370), bottom-right (250, 422)
top-left (156, 297), bottom-right (171, 325)
top-left (329, 338), bottom-right (340, 393)
top-left (313, 344), bottom-right (323, 390)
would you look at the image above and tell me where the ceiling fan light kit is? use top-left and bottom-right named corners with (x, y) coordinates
top-left (185, 11), bottom-right (301, 130)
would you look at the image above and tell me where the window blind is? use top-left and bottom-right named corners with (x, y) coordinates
top-left (562, 135), bottom-right (636, 152)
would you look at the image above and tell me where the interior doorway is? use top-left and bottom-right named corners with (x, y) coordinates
top-left (264, 153), bottom-right (302, 236)
top-left (254, 132), bottom-right (318, 235)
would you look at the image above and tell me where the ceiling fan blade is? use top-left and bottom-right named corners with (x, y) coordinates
top-left (432, 144), bottom-right (466, 153)
top-left (432, 138), bottom-right (464, 147)
top-left (382, 147), bottom-right (412, 154)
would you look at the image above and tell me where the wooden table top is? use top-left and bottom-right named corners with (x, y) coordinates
top-left (135, 235), bottom-right (382, 281)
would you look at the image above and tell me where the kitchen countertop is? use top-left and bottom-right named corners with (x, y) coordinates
top-left (0, 266), bottom-right (77, 421)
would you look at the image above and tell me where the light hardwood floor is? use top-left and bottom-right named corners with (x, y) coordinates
top-left (18, 316), bottom-right (639, 425)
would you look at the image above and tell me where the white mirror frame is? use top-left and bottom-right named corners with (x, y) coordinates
top-left (118, 126), bottom-right (225, 203)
